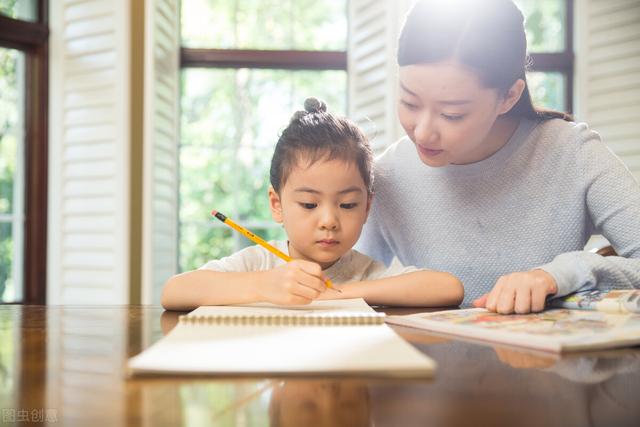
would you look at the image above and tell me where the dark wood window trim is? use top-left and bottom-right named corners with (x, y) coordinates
top-left (0, 1), bottom-right (49, 304)
top-left (181, 48), bottom-right (347, 70)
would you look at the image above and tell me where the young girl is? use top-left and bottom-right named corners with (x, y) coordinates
top-left (161, 98), bottom-right (463, 311)
top-left (356, 0), bottom-right (640, 314)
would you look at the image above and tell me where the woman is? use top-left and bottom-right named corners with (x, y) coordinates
top-left (356, 0), bottom-right (640, 314)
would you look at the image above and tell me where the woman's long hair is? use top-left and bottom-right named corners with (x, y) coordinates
top-left (398, 0), bottom-right (572, 121)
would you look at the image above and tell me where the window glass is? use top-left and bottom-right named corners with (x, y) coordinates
top-left (0, 0), bottom-right (38, 22)
top-left (527, 71), bottom-right (566, 112)
top-left (181, 0), bottom-right (347, 50)
top-left (0, 47), bottom-right (25, 302)
top-left (179, 68), bottom-right (346, 271)
top-left (514, 0), bottom-right (566, 53)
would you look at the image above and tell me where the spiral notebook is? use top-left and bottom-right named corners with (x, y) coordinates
top-left (127, 298), bottom-right (435, 378)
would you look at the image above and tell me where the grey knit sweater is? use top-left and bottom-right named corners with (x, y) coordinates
top-left (356, 118), bottom-right (640, 306)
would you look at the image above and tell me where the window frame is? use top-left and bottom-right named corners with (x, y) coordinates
top-left (527, 0), bottom-right (574, 112)
top-left (0, 0), bottom-right (49, 304)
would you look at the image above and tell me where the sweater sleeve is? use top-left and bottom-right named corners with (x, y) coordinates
top-left (538, 124), bottom-right (640, 296)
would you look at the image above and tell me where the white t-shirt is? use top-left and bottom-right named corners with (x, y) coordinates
top-left (199, 240), bottom-right (422, 284)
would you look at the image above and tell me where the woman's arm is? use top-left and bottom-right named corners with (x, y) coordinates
top-left (476, 125), bottom-right (640, 315)
top-left (322, 270), bottom-right (464, 307)
top-left (539, 131), bottom-right (640, 296)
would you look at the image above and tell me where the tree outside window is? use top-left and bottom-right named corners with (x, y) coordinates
top-left (179, 0), bottom-right (348, 272)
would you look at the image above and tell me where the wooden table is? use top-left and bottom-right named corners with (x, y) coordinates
top-left (1, 305), bottom-right (639, 427)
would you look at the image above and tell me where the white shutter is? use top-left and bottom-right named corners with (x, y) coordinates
top-left (142, 0), bottom-right (180, 304)
top-left (48, 0), bottom-right (131, 304)
top-left (576, 0), bottom-right (640, 181)
top-left (348, 0), bottom-right (412, 153)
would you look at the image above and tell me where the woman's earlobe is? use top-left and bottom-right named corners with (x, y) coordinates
top-left (499, 79), bottom-right (526, 114)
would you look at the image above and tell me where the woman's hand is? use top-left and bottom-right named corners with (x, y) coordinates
top-left (493, 347), bottom-right (556, 369)
top-left (254, 260), bottom-right (328, 305)
top-left (472, 269), bottom-right (557, 314)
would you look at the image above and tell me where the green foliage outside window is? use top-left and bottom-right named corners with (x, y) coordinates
top-left (515, 0), bottom-right (566, 53)
top-left (0, 47), bottom-right (19, 301)
top-left (179, 68), bottom-right (347, 271)
top-left (181, 0), bottom-right (347, 50)
top-left (0, 0), bottom-right (36, 22)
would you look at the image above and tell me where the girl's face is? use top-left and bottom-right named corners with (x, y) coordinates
top-left (398, 60), bottom-right (524, 166)
top-left (269, 156), bottom-right (371, 269)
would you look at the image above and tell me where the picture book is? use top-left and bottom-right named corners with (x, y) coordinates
top-left (127, 298), bottom-right (436, 378)
top-left (386, 307), bottom-right (640, 353)
top-left (548, 288), bottom-right (640, 314)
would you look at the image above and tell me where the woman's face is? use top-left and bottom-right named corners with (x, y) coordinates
top-left (398, 60), bottom-right (519, 166)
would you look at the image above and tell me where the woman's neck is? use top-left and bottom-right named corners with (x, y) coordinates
top-left (455, 115), bottom-right (521, 165)
top-left (482, 115), bottom-right (521, 160)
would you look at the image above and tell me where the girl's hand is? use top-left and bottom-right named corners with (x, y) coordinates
top-left (255, 260), bottom-right (328, 305)
top-left (472, 269), bottom-right (557, 314)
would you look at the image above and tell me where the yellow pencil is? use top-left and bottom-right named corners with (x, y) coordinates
top-left (211, 210), bottom-right (339, 292)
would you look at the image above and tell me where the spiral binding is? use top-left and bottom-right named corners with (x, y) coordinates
top-left (178, 312), bottom-right (386, 326)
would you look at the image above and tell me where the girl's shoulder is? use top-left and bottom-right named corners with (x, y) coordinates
top-left (199, 240), bottom-right (288, 272)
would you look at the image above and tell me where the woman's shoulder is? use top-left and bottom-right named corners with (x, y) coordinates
top-left (535, 118), bottom-right (603, 148)
top-left (533, 118), bottom-right (626, 172)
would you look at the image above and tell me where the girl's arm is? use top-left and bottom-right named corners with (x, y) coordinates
top-left (161, 260), bottom-right (328, 311)
top-left (161, 270), bottom-right (265, 311)
top-left (322, 270), bottom-right (464, 307)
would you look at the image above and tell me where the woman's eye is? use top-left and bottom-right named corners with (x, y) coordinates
top-left (340, 203), bottom-right (358, 209)
top-left (400, 100), bottom-right (418, 110)
top-left (299, 203), bottom-right (317, 209)
top-left (441, 113), bottom-right (465, 121)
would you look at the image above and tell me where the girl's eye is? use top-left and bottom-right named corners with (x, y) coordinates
top-left (340, 203), bottom-right (358, 209)
top-left (441, 113), bottom-right (465, 121)
top-left (299, 203), bottom-right (317, 210)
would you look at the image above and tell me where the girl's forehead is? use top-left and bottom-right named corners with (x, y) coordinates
top-left (289, 156), bottom-right (360, 178)
top-left (284, 157), bottom-right (367, 191)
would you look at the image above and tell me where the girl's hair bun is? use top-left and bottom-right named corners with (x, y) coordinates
top-left (290, 97), bottom-right (327, 122)
top-left (304, 97), bottom-right (327, 114)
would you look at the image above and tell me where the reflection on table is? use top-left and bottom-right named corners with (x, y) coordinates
top-left (1, 305), bottom-right (639, 427)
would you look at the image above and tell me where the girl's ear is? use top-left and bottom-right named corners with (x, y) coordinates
top-left (364, 192), bottom-right (374, 223)
top-left (268, 186), bottom-right (284, 223)
top-left (497, 78), bottom-right (526, 115)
